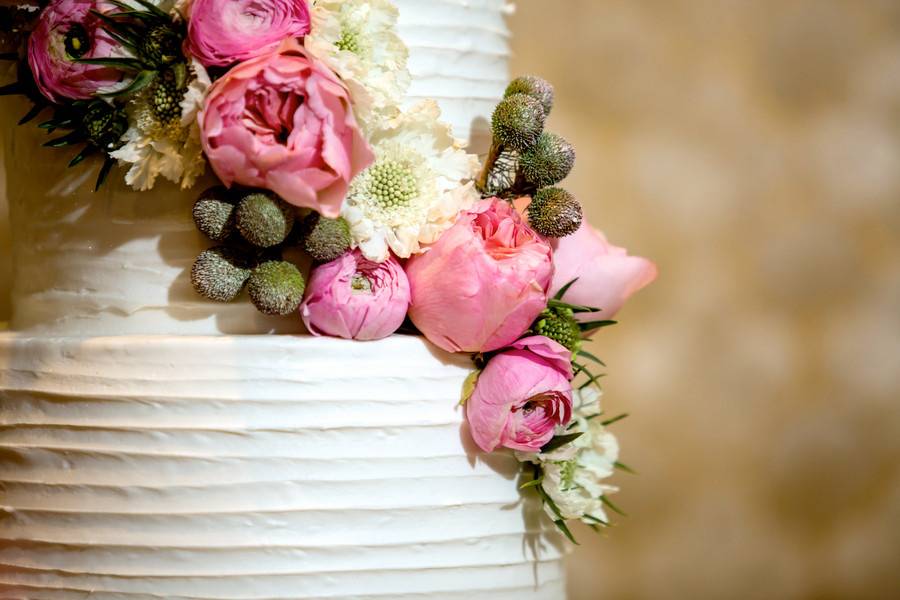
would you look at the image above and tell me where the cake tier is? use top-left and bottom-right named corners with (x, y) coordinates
top-left (0, 334), bottom-right (566, 599)
top-left (1, 0), bottom-right (510, 337)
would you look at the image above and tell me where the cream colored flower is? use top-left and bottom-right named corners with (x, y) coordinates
top-left (341, 101), bottom-right (480, 262)
top-left (111, 59), bottom-right (209, 191)
top-left (305, 0), bottom-right (409, 130)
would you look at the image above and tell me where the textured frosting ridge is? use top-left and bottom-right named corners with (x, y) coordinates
top-left (0, 335), bottom-right (566, 599)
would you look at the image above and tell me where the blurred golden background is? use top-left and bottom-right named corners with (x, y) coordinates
top-left (507, 1), bottom-right (900, 598)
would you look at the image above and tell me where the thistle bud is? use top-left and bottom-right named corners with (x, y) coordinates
top-left (519, 132), bottom-right (575, 188)
top-left (491, 93), bottom-right (546, 151)
top-left (527, 187), bottom-right (583, 238)
top-left (505, 76), bottom-right (554, 116)
top-left (192, 186), bottom-right (235, 241)
top-left (82, 101), bottom-right (128, 151)
top-left (533, 306), bottom-right (582, 353)
top-left (236, 192), bottom-right (295, 248)
top-left (191, 247), bottom-right (254, 302)
top-left (248, 260), bottom-right (306, 316)
top-left (303, 214), bottom-right (352, 262)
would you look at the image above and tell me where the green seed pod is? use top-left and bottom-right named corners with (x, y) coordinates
top-left (82, 101), bottom-right (128, 151)
top-left (303, 214), bottom-right (352, 262)
top-left (491, 93), bottom-right (546, 151)
top-left (505, 75), bottom-right (554, 116)
top-left (140, 24), bottom-right (183, 69)
top-left (527, 187), bottom-right (583, 238)
top-left (148, 67), bottom-right (186, 125)
top-left (190, 247), bottom-right (253, 303)
top-left (248, 260), bottom-right (306, 316)
top-left (518, 132), bottom-right (576, 188)
top-left (236, 192), bottom-right (295, 248)
top-left (192, 186), bottom-right (236, 241)
top-left (534, 306), bottom-right (582, 353)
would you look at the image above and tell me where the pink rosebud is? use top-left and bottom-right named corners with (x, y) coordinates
top-left (199, 39), bottom-right (373, 217)
top-left (185, 0), bottom-right (311, 68)
top-left (551, 222), bottom-right (657, 321)
top-left (301, 250), bottom-right (410, 341)
top-left (406, 198), bottom-right (553, 353)
top-left (467, 336), bottom-right (574, 453)
top-left (27, 0), bottom-right (124, 103)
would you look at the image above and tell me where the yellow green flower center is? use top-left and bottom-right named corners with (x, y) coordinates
top-left (336, 27), bottom-right (361, 54)
top-left (366, 159), bottom-right (419, 210)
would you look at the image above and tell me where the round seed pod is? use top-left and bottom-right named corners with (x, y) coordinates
top-left (248, 260), bottom-right (306, 316)
top-left (505, 75), bottom-right (554, 116)
top-left (190, 246), bottom-right (253, 303)
top-left (533, 306), bottom-right (582, 353)
top-left (192, 186), bottom-right (236, 241)
top-left (491, 93), bottom-right (546, 151)
top-left (303, 214), bottom-right (352, 262)
top-left (518, 132), bottom-right (575, 188)
top-left (526, 187), bottom-right (583, 238)
top-left (236, 192), bottom-right (295, 248)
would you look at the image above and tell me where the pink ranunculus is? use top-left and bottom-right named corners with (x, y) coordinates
top-left (406, 198), bottom-right (554, 353)
top-left (551, 222), bottom-right (657, 321)
top-left (301, 249), bottom-right (410, 341)
top-left (467, 336), bottom-right (574, 453)
top-left (184, 0), bottom-right (311, 68)
top-left (199, 39), bottom-right (372, 217)
top-left (27, 0), bottom-right (124, 103)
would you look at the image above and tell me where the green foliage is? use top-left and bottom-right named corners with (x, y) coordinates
top-left (533, 305), bottom-right (582, 353)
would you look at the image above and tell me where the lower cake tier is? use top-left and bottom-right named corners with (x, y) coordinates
top-left (0, 334), bottom-right (566, 600)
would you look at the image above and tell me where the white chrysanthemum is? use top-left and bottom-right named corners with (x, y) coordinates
top-left (111, 59), bottom-right (209, 191)
top-left (342, 101), bottom-right (480, 262)
top-left (305, 0), bottom-right (409, 130)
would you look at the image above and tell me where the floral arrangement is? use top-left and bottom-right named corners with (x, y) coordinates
top-left (0, 0), bottom-right (657, 540)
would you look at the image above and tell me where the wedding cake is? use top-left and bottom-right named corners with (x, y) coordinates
top-left (0, 1), bottom-right (570, 598)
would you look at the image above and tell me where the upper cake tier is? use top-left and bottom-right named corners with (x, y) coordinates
top-left (1, 0), bottom-right (511, 336)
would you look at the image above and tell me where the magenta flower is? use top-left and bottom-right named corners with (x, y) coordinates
top-left (185, 0), bottom-right (311, 68)
top-left (467, 336), bottom-right (574, 453)
top-left (301, 249), bottom-right (411, 341)
top-left (199, 39), bottom-right (373, 217)
top-left (27, 0), bottom-right (124, 103)
top-left (550, 222), bottom-right (657, 322)
top-left (405, 198), bottom-right (554, 353)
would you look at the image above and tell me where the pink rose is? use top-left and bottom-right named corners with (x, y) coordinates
top-left (27, 0), bottom-right (124, 103)
top-left (185, 0), bottom-right (311, 68)
top-left (467, 336), bottom-right (574, 453)
top-left (406, 198), bottom-right (554, 353)
top-left (301, 250), bottom-right (410, 341)
top-left (199, 39), bottom-right (373, 217)
top-left (551, 222), bottom-right (657, 321)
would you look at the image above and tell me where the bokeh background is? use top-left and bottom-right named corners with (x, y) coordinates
top-left (1, 0), bottom-right (899, 598)
top-left (507, 1), bottom-right (900, 598)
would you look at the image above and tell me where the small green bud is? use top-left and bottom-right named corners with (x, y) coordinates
top-left (236, 192), bottom-right (295, 248)
top-left (82, 101), bottom-right (128, 151)
top-left (140, 24), bottom-right (183, 69)
top-left (518, 132), bottom-right (575, 188)
top-left (527, 187), bottom-right (583, 238)
top-left (192, 186), bottom-right (235, 241)
top-left (505, 76), bottom-right (554, 116)
top-left (534, 306), bottom-right (582, 353)
top-left (248, 260), bottom-right (306, 316)
top-left (491, 93), bottom-right (546, 151)
top-left (303, 214), bottom-right (352, 262)
top-left (191, 247), bottom-right (253, 303)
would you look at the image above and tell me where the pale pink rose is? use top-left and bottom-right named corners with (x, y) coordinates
top-left (467, 336), bottom-right (574, 453)
top-left (199, 39), bottom-right (373, 217)
top-left (27, 0), bottom-right (124, 103)
top-left (406, 198), bottom-right (554, 353)
top-left (551, 222), bottom-right (657, 321)
top-left (185, 0), bottom-right (311, 67)
top-left (301, 249), bottom-right (410, 341)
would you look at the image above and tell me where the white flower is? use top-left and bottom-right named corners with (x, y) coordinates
top-left (305, 0), bottom-right (410, 130)
top-left (341, 101), bottom-right (480, 262)
top-left (111, 60), bottom-right (209, 191)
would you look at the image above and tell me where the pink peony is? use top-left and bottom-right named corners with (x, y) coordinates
top-left (551, 222), bottom-right (657, 321)
top-left (199, 39), bottom-right (373, 217)
top-left (185, 0), bottom-right (311, 68)
top-left (467, 336), bottom-right (574, 453)
top-left (27, 0), bottom-right (124, 103)
top-left (301, 249), bottom-right (410, 341)
top-left (406, 198), bottom-right (554, 353)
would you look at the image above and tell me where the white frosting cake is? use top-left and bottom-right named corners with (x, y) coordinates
top-left (0, 1), bottom-right (569, 598)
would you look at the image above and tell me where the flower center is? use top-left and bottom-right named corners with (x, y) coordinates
top-left (560, 460), bottom-right (578, 489)
top-left (366, 159), bottom-right (419, 210)
top-left (335, 26), bottom-right (361, 54)
top-left (64, 24), bottom-right (91, 60)
top-left (351, 274), bottom-right (373, 294)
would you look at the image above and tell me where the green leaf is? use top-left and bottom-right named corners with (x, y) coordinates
top-left (553, 278), bottom-right (579, 301)
top-left (578, 319), bottom-right (617, 332)
top-left (0, 82), bottom-right (22, 96)
top-left (614, 461), bottom-right (636, 474)
top-left (120, 0), bottom-right (170, 18)
top-left (576, 349), bottom-right (606, 367)
top-left (94, 155), bottom-right (116, 192)
top-left (519, 477), bottom-right (544, 490)
top-left (540, 432), bottom-right (584, 454)
top-left (44, 131), bottom-right (85, 148)
top-left (600, 495), bottom-right (627, 517)
top-left (18, 104), bottom-right (45, 126)
top-left (553, 519), bottom-right (579, 545)
top-left (458, 369), bottom-right (480, 406)
top-left (547, 298), bottom-right (600, 314)
top-left (77, 57), bottom-right (145, 71)
top-left (572, 362), bottom-right (605, 391)
top-left (100, 70), bottom-right (155, 98)
top-left (68, 146), bottom-right (97, 168)
top-left (583, 513), bottom-right (610, 526)
top-left (601, 413), bottom-right (629, 427)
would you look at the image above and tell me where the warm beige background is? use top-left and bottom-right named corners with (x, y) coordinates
top-left (508, 1), bottom-right (900, 598)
